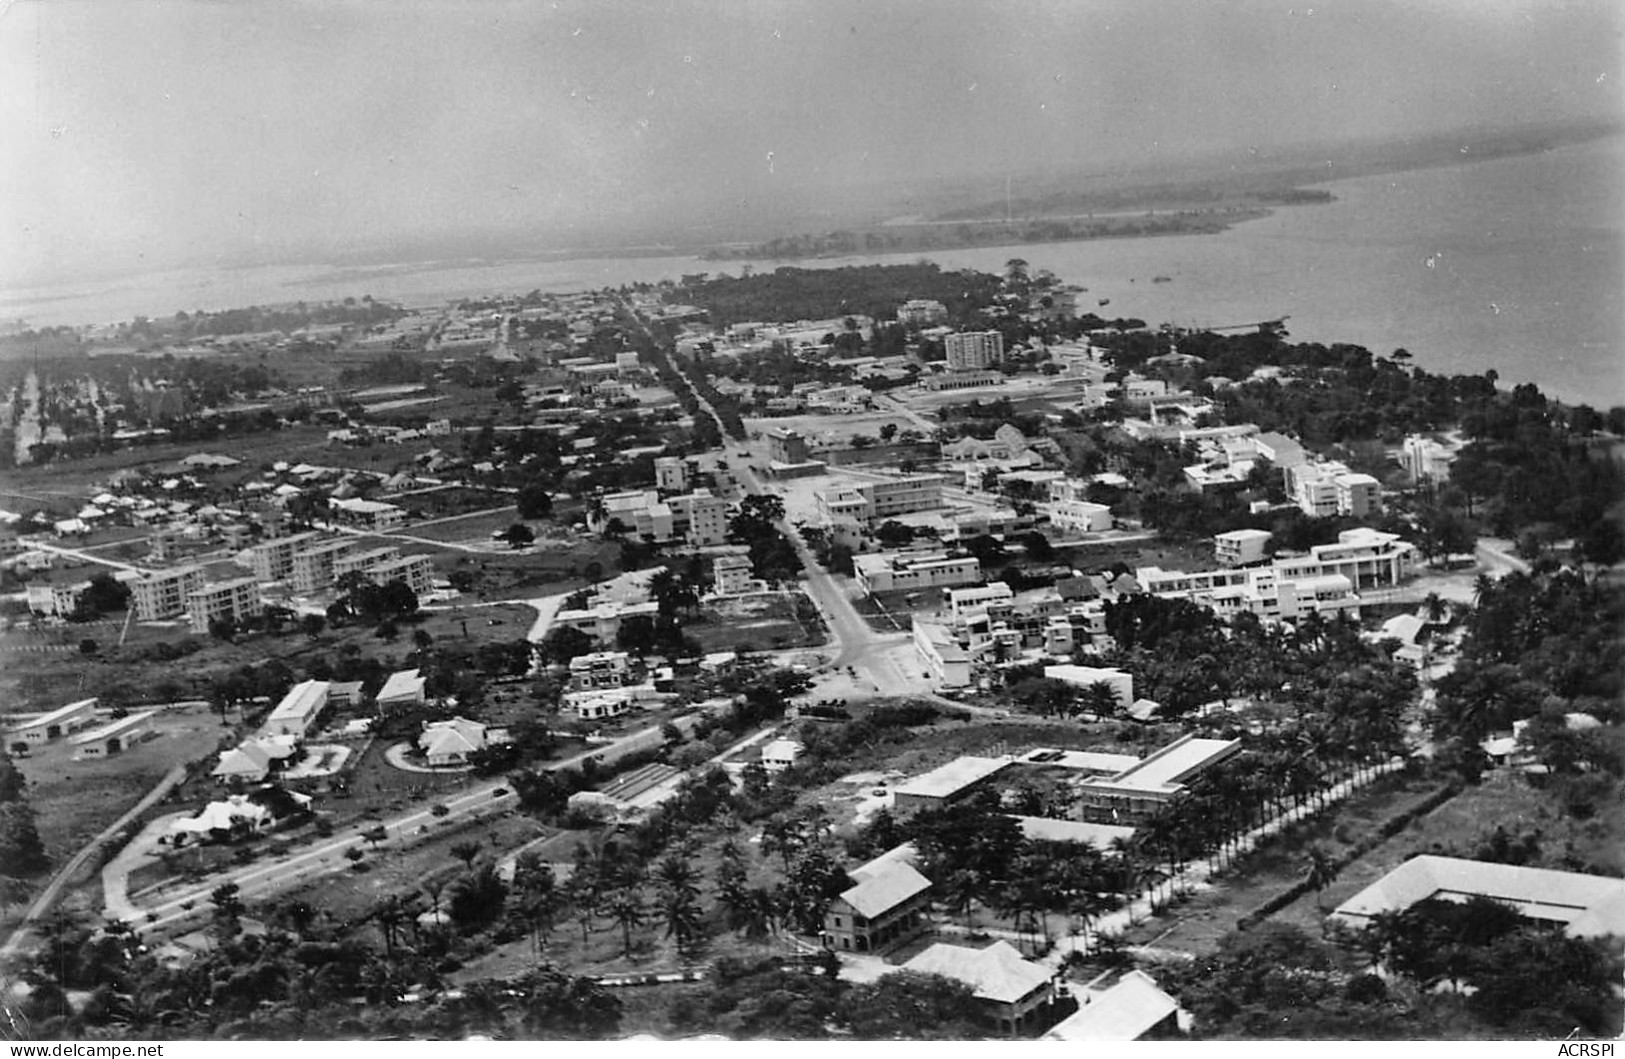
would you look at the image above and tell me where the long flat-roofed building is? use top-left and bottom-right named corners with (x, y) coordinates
top-left (1330, 855), bottom-right (1625, 939)
top-left (854, 551), bottom-right (980, 594)
top-left (13, 698), bottom-right (98, 745)
top-left (1076, 735), bottom-right (1243, 824)
top-left (263, 679), bottom-right (330, 739)
top-left (815, 475), bottom-right (946, 523)
top-left (71, 710), bottom-right (157, 757)
top-left (892, 755), bottom-right (1011, 813)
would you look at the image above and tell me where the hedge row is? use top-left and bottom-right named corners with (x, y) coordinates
top-left (1236, 780), bottom-right (1462, 930)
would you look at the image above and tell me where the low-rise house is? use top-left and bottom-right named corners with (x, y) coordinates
top-left (376, 668), bottom-right (427, 708)
top-left (569, 651), bottom-right (633, 690)
top-left (1044, 970), bottom-right (1181, 1041)
top-left (418, 716), bottom-right (505, 767)
top-left (759, 738), bottom-right (803, 772)
top-left (211, 735), bottom-right (299, 783)
top-left (901, 941), bottom-right (1058, 1036)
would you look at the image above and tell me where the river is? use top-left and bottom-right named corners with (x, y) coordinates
top-left (3, 135), bottom-right (1619, 405)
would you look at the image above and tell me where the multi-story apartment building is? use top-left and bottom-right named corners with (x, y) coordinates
top-left (815, 474), bottom-right (946, 523)
top-left (591, 488), bottom-right (729, 546)
top-left (945, 330), bottom-right (1004, 372)
top-left (246, 531), bottom-right (321, 582)
top-left (332, 546), bottom-right (401, 582)
top-left (187, 576), bottom-right (264, 634)
top-left (853, 551), bottom-right (981, 594)
top-left (130, 565), bottom-right (206, 620)
top-left (365, 554), bottom-right (435, 597)
top-left (896, 298), bottom-right (948, 326)
top-left (1288, 461), bottom-right (1383, 518)
top-left (654, 456), bottom-right (690, 493)
top-left (1401, 434), bottom-right (1457, 484)
top-left (291, 539), bottom-right (358, 595)
top-left (1214, 528), bottom-right (1273, 567)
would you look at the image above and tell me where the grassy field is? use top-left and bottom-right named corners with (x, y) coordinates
top-left (14, 702), bottom-right (230, 864)
top-left (1270, 768), bottom-right (1624, 941)
top-left (1115, 769), bottom-right (1451, 956)
top-left (688, 592), bottom-right (829, 653)
top-left (448, 819), bottom-right (795, 983)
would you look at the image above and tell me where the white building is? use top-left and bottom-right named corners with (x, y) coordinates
top-left (760, 738), bottom-right (804, 772)
top-left (187, 576), bottom-right (264, 634)
top-left (12, 698), bottom-right (97, 745)
top-left (376, 668), bottom-right (427, 707)
top-left (569, 650), bottom-right (633, 690)
top-left (654, 456), bottom-right (690, 493)
top-left (815, 475), bottom-right (946, 523)
top-left (913, 621), bottom-right (974, 689)
top-left (712, 554), bottom-right (762, 596)
top-left (853, 551), bottom-right (981, 594)
top-left (130, 566), bottom-right (206, 621)
top-left (1401, 434), bottom-right (1457, 484)
top-left (1288, 461), bottom-right (1383, 518)
top-left (418, 716), bottom-right (503, 767)
top-left (1214, 528), bottom-right (1272, 567)
top-left (945, 331), bottom-right (1004, 372)
top-left (553, 599), bottom-right (660, 643)
top-left (1043, 499), bottom-right (1113, 535)
top-left (263, 680), bottom-right (330, 739)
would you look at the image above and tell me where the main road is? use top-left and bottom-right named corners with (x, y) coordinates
top-left (615, 296), bottom-right (925, 696)
top-left (107, 718), bottom-right (684, 936)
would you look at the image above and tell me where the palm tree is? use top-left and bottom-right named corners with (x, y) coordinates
top-left (1082, 680), bottom-right (1121, 720)
top-left (604, 886), bottom-right (647, 957)
top-left (1306, 846), bottom-right (1340, 911)
top-left (450, 840), bottom-right (483, 871)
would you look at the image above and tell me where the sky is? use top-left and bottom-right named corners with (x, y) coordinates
top-left (1, 0), bottom-right (1619, 289)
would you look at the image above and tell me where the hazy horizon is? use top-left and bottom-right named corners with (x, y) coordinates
top-left (2, 0), bottom-right (1620, 290)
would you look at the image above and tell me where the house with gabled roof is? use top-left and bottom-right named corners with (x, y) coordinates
top-left (901, 940), bottom-right (1058, 1036)
top-left (1044, 969), bottom-right (1181, 1041)
top-left (821, 845), bottom-right (932, 955)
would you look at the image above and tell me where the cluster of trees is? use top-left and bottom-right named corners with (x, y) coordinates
top-left (1345, 896), bottom-right (1623, 1037)
top-left (326, 573), bottom-right (419, 629)
top-left (666, 264), bottom-right (1002, 330)
top-left (728, 494), bottom-right (802, 586)
top-left (0, 744), bottom-right (47, 881)
top-left (1434, 569), bottom-right (1622, 817)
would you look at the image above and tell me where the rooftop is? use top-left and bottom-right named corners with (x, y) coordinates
top-left (902, 941), bottom-right (1052, 1005)
top-left (267, 680), bottom-right (329, 724)
top-left (1331, 855), bottom-right (1625, 938)
top-left (838, 862), bottom-right (932, 919)
top-left (1044, 970), bottom-right (1180, 1041)
top-left (893, 755), bottom-right (1010, 799)
top-left (1088, 735), bottom-right (1241, 795)
top-left (1014, 816), bottom-right (1136, 849)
